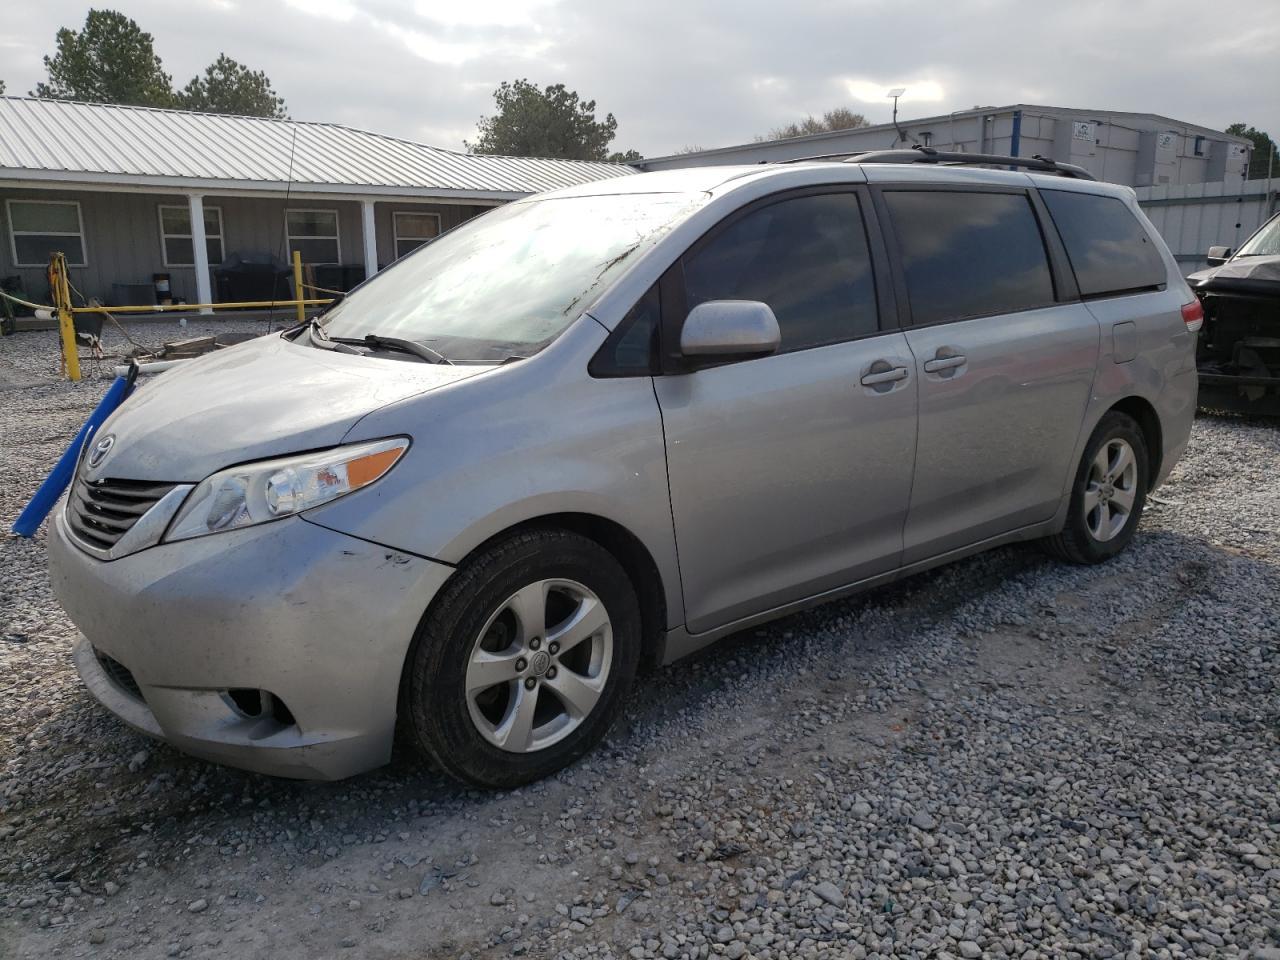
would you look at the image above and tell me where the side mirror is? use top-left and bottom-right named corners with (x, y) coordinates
top-left (1206, 245), bottom-right (1232, 267)
top-left (680, 300), bottom-right (780, 361)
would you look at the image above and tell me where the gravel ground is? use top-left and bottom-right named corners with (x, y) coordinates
top-left (1, 322), bottom-right (1277, 960)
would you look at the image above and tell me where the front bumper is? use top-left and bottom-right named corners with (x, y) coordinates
top-left (49, 509), bottom-right (454, 779)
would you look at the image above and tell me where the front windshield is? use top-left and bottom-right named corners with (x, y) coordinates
top-left (1236, 215), bottom-right (1280, 258)
top-left (320, 192), bottom-right (706, 362)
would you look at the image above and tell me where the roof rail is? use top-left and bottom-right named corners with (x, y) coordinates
top-left (778, 146), bottom-right (1096, 180)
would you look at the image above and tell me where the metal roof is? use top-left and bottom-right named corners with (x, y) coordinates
top-left (639, 103), bottom-right (1250, 167)
top-left (0, 96), bottom-right (634, 200)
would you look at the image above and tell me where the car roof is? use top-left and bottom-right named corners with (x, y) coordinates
top-left (530, 166), bottom-right (766, 199)
top-left (531, 161), bottom-right (1132, 202)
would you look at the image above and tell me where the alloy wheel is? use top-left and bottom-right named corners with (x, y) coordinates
top-left (1084, 438), bottom-right (1138, 542)
top-left (464, 579), bottom-right (613, 753)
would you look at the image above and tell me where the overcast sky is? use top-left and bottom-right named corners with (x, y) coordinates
top-left (2, 0), bottom-right (1277, 158)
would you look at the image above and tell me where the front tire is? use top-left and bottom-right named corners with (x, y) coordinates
top-left (1042, 411), bottom-right (1149, 565)
top-left (401, 528), bottom-right (641, 788)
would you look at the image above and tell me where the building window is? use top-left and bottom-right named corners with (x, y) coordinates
top-left (1194, 136), bottom-right (1206, 157)
top-left (393, 211), bottom-right (442, 259)
top-left (286, 209), bottom-right (340, 265)
top-left (6, 199), bottom-right (86, 267)
top-left (919, 131), bottom-right (933, 147)
top-left (158, 204), bottom-right (224, 267)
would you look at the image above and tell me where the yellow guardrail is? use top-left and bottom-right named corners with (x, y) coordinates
top-left (1, 250), bottom-right (335, 382)
top-left (67, 299), bottom-right (334, 313)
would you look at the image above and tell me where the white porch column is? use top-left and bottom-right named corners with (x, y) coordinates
top-left (187, 193), bottom-right (213, 314)
top-left (361, 199), bottom-right (378, 280)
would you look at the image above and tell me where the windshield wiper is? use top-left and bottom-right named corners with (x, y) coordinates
top-left (321, 330), bottom-right (453, 365)
top-left (307, 320), bottom-right (361, 354)
top-left (361, 334), bottom-right (453, 365)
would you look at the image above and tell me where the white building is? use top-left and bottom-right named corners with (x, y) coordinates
top-left (639, 104), bottom-right (1252, 189)
top-left (0, 96), bottom-right (632, 312)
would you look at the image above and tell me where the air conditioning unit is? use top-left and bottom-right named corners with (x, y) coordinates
top-left (1207, 140), bottom-right (1250, 182)
top-left (1053, 119), bottom-right (1098, 166)
top-left (1136, 130), bottom-right (1178, 187)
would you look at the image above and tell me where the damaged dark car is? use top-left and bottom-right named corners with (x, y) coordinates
top-left (1188, 210), bottom-right (1280, 415)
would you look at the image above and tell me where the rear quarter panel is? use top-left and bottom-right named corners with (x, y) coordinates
top-left (1035, 183), bottom-right (1197, 500)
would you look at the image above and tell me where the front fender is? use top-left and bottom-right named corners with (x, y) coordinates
top-left (304, 319), bottom-right (684, 629)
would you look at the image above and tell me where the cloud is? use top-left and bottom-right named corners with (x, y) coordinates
top-left (842, 79), bottom-right (946, 106)
top-left (392, 25), bottom-right (554, 66)
top-left (410, 0), bottom-right (562, 28)
top-left (2, 0), bottom-right (1277, 158)
top-left (283, 0), bottom-right (359, 21)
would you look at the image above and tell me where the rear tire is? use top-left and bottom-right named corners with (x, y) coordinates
top-left (1042, 411), bottom-right (1149, 565)
top-left (401, 528), bottom-right (640, 788)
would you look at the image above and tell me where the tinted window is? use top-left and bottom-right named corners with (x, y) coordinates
top-left (1041, 189), bottom-right (1167, 297)
top-left (683, 193), bottom-right (878, 352)
top-left (590, 285), bottom-right (660, 376)
top-left (884, 191), bottom-right (1055, 325)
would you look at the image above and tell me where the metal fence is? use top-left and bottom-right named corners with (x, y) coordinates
top-left (1137, 179), bottom-right (1277, 275)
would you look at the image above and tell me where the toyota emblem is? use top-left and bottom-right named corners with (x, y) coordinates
top-left (87, 434), bottom-right (115, 469)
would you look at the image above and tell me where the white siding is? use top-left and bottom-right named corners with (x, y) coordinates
top-left (1136, 180), bottom-right (1278, 273)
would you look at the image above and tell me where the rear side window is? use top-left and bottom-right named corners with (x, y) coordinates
top-left (884, 190), bottom-right (1055, 325)
top-left (1041, 189), bottom-right (1167, 298)
top-left (682, 192), bottom-right (878, 352)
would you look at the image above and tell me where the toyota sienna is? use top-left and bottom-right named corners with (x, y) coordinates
top-left (48, 151), bottom-right (1201, 787)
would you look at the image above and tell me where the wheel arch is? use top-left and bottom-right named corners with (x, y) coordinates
top-left (1107, 395), bottom-right (1163, 490)
top-left (517, 513), bottom-right (669, 671)
top-left (427, 512), bottom-right (670, 674)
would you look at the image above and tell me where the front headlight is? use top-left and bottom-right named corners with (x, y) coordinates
top-left (164, 437), bottom-right (409, 542)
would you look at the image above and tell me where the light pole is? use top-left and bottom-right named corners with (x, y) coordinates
top-left (888, 88), bottom-right (907, 146)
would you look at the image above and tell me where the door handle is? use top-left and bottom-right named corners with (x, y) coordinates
top-left (923, 355), bottom-right (967, 373)
top-left (860, 365), bottom-right (909, 386)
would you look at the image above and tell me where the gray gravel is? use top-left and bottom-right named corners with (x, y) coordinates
top-left (1, 321), bottom-right (1278, 959)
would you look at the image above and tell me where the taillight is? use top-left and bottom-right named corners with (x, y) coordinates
top-left (1181, 299), bottom-right (1204, 333)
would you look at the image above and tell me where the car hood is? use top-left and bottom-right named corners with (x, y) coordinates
top-left (1188, 254), bottom-right (1280, 287)
top-left (89, 333), bottom-right (493, 482)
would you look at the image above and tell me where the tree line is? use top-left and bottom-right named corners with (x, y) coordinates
top-left (14, 8), bottom-right (287, 118)
top-left (0, 8), bottom-right (871, 162)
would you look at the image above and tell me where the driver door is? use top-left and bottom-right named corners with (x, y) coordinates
top-left (653, 188), bottom-right (917, 634)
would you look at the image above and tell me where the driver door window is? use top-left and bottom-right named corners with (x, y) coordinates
top-left (681, 192), bottom-right (879, 352)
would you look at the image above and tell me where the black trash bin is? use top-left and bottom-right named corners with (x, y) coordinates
top-left (109, 282), bottom-right (155, 307)
top-left (311, 264), bottom-right (366, 294)
top-left (213, 254), bottom-right (292, 305)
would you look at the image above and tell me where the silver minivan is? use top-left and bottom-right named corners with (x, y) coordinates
top-left (49, 154), bottom-right (1201, 786)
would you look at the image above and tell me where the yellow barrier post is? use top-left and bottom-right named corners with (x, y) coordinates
top-left (29, 249), bottom-right (333, 381)
top-left (292, 251), bottom-right (306, 326)
top-left (53, 253), bottom-right (81, 382)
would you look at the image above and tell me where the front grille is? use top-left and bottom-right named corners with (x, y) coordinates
top-left (94, 648), bottom-right (144, 701)
top-left (67, 476), bottom-right (177, 551)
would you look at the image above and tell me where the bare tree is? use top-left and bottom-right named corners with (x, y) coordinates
top-left (758, 107), bottom-right (870, 142)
